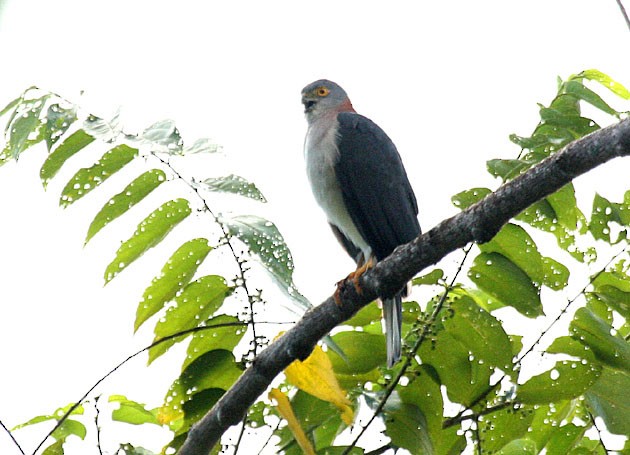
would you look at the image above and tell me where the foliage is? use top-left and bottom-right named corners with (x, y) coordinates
top-left (1, 69), bottom-right (630, 454)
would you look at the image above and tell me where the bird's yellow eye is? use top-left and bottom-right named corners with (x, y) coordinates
top-left (317, 87), bottom-right (330, 97)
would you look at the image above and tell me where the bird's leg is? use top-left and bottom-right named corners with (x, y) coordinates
top-left (333, 255), bottom-right (376, 306)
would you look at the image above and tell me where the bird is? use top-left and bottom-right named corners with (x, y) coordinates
top-left (301, 79), bottom-right (421, 367)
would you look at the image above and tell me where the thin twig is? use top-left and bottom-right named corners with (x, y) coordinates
top-left (150, 152), bottom-right (263, 359)
top-left (342, 245), bottom-right (473, 454)
top-left (615, 0), bottom-right (630, 32)
top-left (0, 418), bottom-right (25, 455)
top-left (257, 418), bottom-right (282, 454)
top-left (232, 416), bottom-right (248, 455)
top-left (588, 410), bottom-right (611, 454)
top-left (32, 321), bottom-right (245, 454)
top-left (94, 396), bottom-right (103, 455)
top-left (443, 401), bottom-right (515, 428)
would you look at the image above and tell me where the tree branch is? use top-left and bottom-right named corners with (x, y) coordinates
top-left (177, 118), bottom-right (630, 455)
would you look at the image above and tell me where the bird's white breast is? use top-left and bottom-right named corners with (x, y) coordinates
top-left (304, 116), bottom-right (370, 257)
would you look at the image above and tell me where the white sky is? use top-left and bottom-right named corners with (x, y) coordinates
top-left (0, 1), bottom-right (629, 454)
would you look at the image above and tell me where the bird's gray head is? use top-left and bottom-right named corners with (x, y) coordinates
top-left (301, 79), bottom-right (355, 121)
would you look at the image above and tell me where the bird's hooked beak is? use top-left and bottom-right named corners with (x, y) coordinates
top-left (302, 94), bottom-right (316, 114)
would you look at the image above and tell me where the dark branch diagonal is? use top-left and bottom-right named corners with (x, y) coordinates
top-left (178, 117), bottom-right (630, 455)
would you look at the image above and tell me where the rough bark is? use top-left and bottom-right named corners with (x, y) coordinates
top-left (178, 117), bottom-right (630, 455)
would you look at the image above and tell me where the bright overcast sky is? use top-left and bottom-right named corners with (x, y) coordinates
top-left (0, 1), bottom-right (629, 454)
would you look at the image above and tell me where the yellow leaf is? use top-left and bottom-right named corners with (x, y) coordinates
top-left (285, 345), bottom-right (354, 425)
top-left (269, 388), bottom-right (316, 455)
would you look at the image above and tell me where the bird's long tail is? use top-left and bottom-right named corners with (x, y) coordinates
top-left (383, 294), bottom-right (402, 368)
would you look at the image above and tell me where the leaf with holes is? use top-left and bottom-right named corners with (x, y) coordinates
top-left (578, 69), bottom-right (630, 100)
top-left (161, 350), bottom-right (242, 423)
top-left (45, 103), bottom-right (77, 151)
top-left (223, 215), bottom-right (295, 290)
top-left (104, 199), bottom-right (191, 283)
top-left (86, 169), bottom-right (167, 243)
top-left (478, 405), bottom-right (535, 453)
top-left (418, 330), bottom-right (493, 406)
top-left (40, 129), bottom-right (95, 186)
top-left (585, 367), bottom-right (630, 436)
top-left (6, 92), bottom-right (50, 159)
top-left (443, 296), bottom-right (513, 371)
top-left (451, 187), bottom-right (491, 210)
top-left (83, 112), bottom-right (121, 142)
top-left (517, 359), bottom-right (601, 405)
top-left (328, 331), bottom-right (386, 374)
top-left (60, 144), bottom-right (138, 207)
top-left (200, 174), bottom-right (267, 202)
top-left (183, 315), bottom-right (246, 371)
top-left (149, 275), bottom-right (231, 363)
top-left (385, 404), bottom-right (432, 455)
top-left (469, 252), bottom-right (543, 317)
top-left (110, 395), bottom-right (160, 426)
top-left (570, 307), bottom-right (630, 372)
top-left (142, 119), bottom-right (183, 154)
top-left (134, 238), bottom-right (212, 331)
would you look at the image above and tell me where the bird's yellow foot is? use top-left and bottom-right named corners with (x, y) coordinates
top-left (333, 256), bottom-right (376, 306)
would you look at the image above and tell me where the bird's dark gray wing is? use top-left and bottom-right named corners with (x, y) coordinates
top-left (335, 112), bottom-right (420, 261)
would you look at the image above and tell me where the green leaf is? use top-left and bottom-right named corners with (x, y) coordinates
top-left (588, 193), bottom-right (630, 243)
top-left (478, 406), bottom-right (534, 453)
top-left (149, 275), bottom-right (231, 363)
top-left (528, 401), bottom-right (575, 451)
top-left (585, 367), bottom-right (630, 436)
top-left (469, 252), bottom-right (543, 317)
top-left (497, 439), bottom-right (537, 455)
top-left (162, 350), bottom-right (241, 418)
top-left (570, 307), bottom-right (630, 372)
top-left (200, 174), bottom-right (267, 202)
top-left (418, 330), bottom-right (493, 406)
top-left (578, 69), bottom-right (630, 100)
top-left (385, 404), bottom-right (432, 455)
top-left (398, 365), bottom-right (467, 454)
top-left (411, 268), bottom-right (443, 286)
top-left (328, 331), bottom-right (386, 374)
top-left (547, 184), bottom-right (585, 232)
top-left (86, 169), bottom-right (167, 243)
top-left (546, 423), bottom-right (586, 454)
top-left (110, 395), bottom-right (160, 425)
top-left (517, 199), bottom-right (595, 263)
top-left (451, 187), bottom-right (491, 210)
top-left (42, 440), bottom-right (64, 455)
top-left (480, 223), bottom-right (569, 290)
top-left (223, 215), bottom-right (295, 290)
top-left (563, 80), bottom-right (618, 116)
top-left (547, 336), bottom-right (597, 362)
top-left (134, 238), bottom-right (212, 330)
top-left (0, 95), bottom-right (20, 118)
top-left (486, 158), bottom-right (532, 181)
top-left (344, 301), bottom-right (382, 327)
top-left (45, 103), bottom-right (77, 151)
top-left (119, 443), bottom-right (158, 455)
top-left (183, 315), bottom-right (246, 371)
top-left (60, 143), bottom-right (138, 207)
top-left (12, 403), bottom-right (84, 431)
top-left (6, 93), bottom-right (50, 159)
top-left (40, 129), bottom-right (95, 186)
top-left (104, 199), bottom-right (191, 283)
top-left (142, 119), bottom-right (183, 153)
top-left (443, 296), bottom-right (513, 371)
top-left (517, 359), bottom-right (601, 405)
